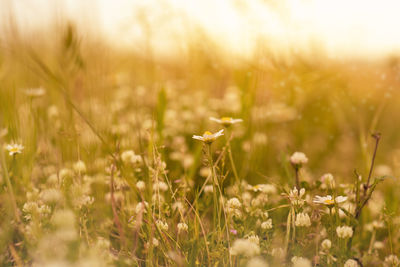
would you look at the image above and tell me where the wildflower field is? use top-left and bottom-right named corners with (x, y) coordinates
top-left (2, 24), bottom-right (400, 267)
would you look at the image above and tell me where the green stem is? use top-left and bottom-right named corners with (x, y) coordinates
top-left (226, 138), bottom-right (240, 187)
top-left (0, 149), bottom-right (20, 222)
top-left (207, 144), bottom-right (220, 232)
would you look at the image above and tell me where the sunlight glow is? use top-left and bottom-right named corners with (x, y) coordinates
top-left (2, 0), bottom-right (400, 59)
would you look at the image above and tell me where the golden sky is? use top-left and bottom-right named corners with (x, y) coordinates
top-left (2, 0), bottom-right (400, 59)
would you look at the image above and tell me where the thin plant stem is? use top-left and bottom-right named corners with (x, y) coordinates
top-left (294, 166), bottom-right (300, 190)
top-left (110, 163), bottom-right (126, 249)
top-left (225, 130), bottom-right (240, 187)
top-left (207, 144), bottom-right (221, 231)
top-left (0, 148), bottom-right (20, 223)
top-left (364, 133), bottom-right (381, 196)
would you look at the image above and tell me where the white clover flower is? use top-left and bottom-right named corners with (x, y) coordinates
top-left (320, 173), bottom-right (335, 188)
top-left (209, 117), bottom-right (243, 127)
top-left (121, 150), bottom-right (142, 165)
top-left (290, 152), bottom-right (308, 165)
top-left (291, 256), bottom-right (312, 267)
top-left (59, 168), bottom-right (73, 180)
top-left (251, 194), bottom-right (268, 207)
top-left (261, 219), bottom-right (273, 230)
top-left (246, 257), bottom-right (269, 267)
top-left (172, 201), bottom-right (185, 213)
top-left (73, 160), bottom-right (87, 173)
top-left (336, 225), bottom-right (353, 239)
top-left (199, 167), bottom-right (211, 177)
top-left (321, 239), bottom-right (331, 250)
top-left (344, 259), bottom-right (359, 267)
top-left (384, 254), bottom-right (400, 267)
top-left (192, 129), bottom-right (224, 144)
top-left (252, 184), bottom-right (277, 194)
top-left (5, 143), bottom-right (24, 156)
top-left (295, 212), bottom-right (311, 227)
top-left (177, 222), bottom-right (188, 233)
top-left (22, 201), bottom-right (39, 220)
top-left (204, 185), bottom-right (214, 193)
top-left (230, 239), bottom-right (260, 257)
top-left (136, 180), bottom-right (146, 191)
top-left (135, 202), bottom-right (148, 214)
top-left (226, 197), bottom-right (242, 211)
top-left (247, 235), bottom-right (260, 245)
top-left (313, 195), bottom-right (347, 206)
top-left (152, 238), bottom-right (159, 247)
top-left (40, 189), bottom-right (63, 204)
top-left (373, 241), bottom-right (384, 250)
top-left (372, 220), bottom-right (385, 229)
top-left (153, 181), bottom-right (168, 192)
top-left (288, 187), bottom-right (306, 206)
top-left (156, 220), bottom-right (169, 231)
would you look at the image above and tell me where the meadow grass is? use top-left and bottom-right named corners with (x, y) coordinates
top-left (1, 24), bottom-right (400, 266)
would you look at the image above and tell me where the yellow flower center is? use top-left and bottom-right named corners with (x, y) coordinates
top-left (10, 148), bottom-right (19, 152)
top-left (203, 131), bottom-right (213, 136)
top-left (324, 199), bottom-right (335, 205)
top-left (221, 117), bottom-right (233, 122)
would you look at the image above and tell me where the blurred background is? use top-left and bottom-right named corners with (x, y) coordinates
top-left (1, 0), bottom-right (400, 191)
top-left (2, 0), bottom-right (400, 59)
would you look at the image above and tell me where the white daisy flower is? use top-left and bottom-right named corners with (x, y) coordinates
top-left (192, 129), bottom-right (224, 144)
top-left (313, 195), bottom-right (347, 206)
top-left (5, 143), bottom-right (24, 156)
top-left (210, 117), bottom-right (243, 127)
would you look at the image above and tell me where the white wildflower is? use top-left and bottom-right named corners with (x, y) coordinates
top-left (204, 185), bottom-right (213, 193)
top-left (288, 187), bottom-right (306, 206)
top-left (246, 257), bottom-right (269, 267)
top-left (40, 189), bottom-right (63, 204)
top-left (192, 130), bottom-right (224, 144)
top-left (321, 239), bottom-right (331, 250)
top-left (261, 219), bottom-right (273, 230)
top-left (295, 212), bottom-right (311, 227)
top-left (210, 117), bottom-right (243, 127)
top-left (321, 173), bottom-right (335, 188)
top-left (152, 238), bottom-right (159, 247)
top-left (73, 160), bottom-right (87, 173)
top-left (153, 181), bottom-right (168, 192)
top-left (252, 184), bottom-right (277, 194)
top-left (177, 222), bottom-right (188, 233)
top-left (344, 259), bottom-right (359, 267)
top-left (336, 226), bottom-right (353, 239)
top-left (384, 254), bottom-right (400, 267)
top-left (5, 143), bottom-right (24, 156)
top-left (230, 239), bottom-right (260, 257)
top-left (156, 220), bottom-right (169, 231)
top-left (290, 152), bottom-right (308, 165)
top-left (291, 256), bottom-right (312, 267)
top-left (247, 235), bottom-right (260, 245)
top-left (136, 180), bottom-right (146, 191)
top-left (226, 197), bottom-right (242, 213)
top-left (373, 241), bottom-right (384, 250)
top-left (313, 195), bottom-right (347, 206)
top-left (135, 202), bottom-right (148, 214)
top-left (121, 150), bottom-right (142, 165)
